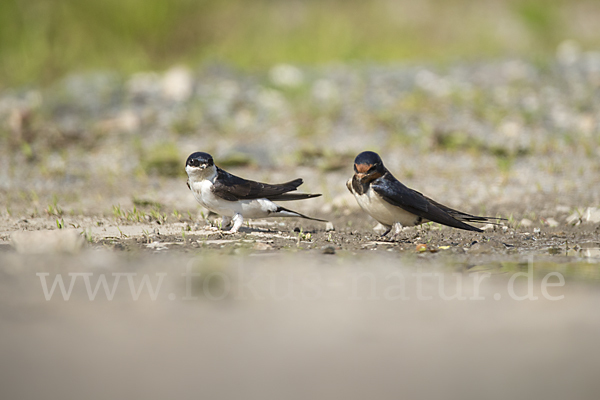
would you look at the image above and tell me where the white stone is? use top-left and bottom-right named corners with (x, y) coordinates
top-left (162, 65), bottom-right (193, 102)
top-left (520, 218), bottom-right (533, 227)
top-left (312, 79), bottom-right (339, 104)
top-left (545, 218), bottom-right (559, 227)
top-left (584, 207), bottom-right (600, 223)
top-left (566, 212), bottom-right (581, 225)
top-left (269, 64), bottom-right (304, 88)
top-left (146, 241), bottom-right (168, 251)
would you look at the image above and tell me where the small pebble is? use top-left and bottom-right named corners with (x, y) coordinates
top-left (253, 242), bottom-right (272, 251)
top-left (468, 242), bottom-right (494, 254)
top-left (545, 218), bottom-right (559, 227)
top-left (584, 207), bottom-right (600, 223)
top-left (322, 245), bottom-right (336, 255)
top-left (520, 218), bottom-right (533, 227)
top-left (566, 213), bottom-right (580, 225)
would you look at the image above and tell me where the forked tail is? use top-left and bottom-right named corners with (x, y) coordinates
top-left (275, 206), bottom-right (328, 222)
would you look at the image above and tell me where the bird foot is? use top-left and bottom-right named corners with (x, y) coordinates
top-left (228, 213), bottom-right (243, 234)
top-left (221, 216), bottom-right (233, 229)
top-left (379, 223), bottom-right (405, 242)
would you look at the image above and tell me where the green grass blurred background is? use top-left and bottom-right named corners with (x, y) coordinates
top-left (2, 0), bottom-right (600, 88)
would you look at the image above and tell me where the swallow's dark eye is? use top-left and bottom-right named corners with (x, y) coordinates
top-left (189, 159), bottom-right (200, 167)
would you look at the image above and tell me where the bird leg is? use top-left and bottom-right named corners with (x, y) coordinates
top-left (380, 226), bottom-right (392, 237)
top-left (221, 216), bottom-right (232, 230)
top-left (389, 223), bottom-right (404, 242)
top-left (374, 222), bottom-right (392, 237)
top-left (229, 213), bottom-right (244, 233)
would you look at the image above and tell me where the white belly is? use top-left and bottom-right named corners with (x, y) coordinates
top-left (190, 180), bottom-right (277, 218)
top-left (353, 185), bottom-right (421, 227)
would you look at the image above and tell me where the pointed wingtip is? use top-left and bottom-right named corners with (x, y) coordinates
top-left (289, 178), bottom-right (303, 187)
top-left (454, 219), bottom-right (484, 232)
top-left (270, 193), bottom-right (322, 201)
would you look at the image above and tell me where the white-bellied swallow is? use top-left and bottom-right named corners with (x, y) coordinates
top-left (347, 151), bottom-right (501, 236)
top-left (186, 152), bottom-right (327, 233)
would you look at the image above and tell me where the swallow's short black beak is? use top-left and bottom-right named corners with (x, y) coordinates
top-left (354, 163), bottom-right (372, 180)
top-left (353, 151), bottom-right (384, 180)
top-left (186, 152), bottom-right (214, 169)
top-left (187, 158), bottom-right (202, 168)
top-left (187, 159), bottom-right (209, 169)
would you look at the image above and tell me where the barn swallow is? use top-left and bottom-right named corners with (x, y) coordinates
top-left (186, 152), bottom-right (326, 233)
top-left (347, 151), bottom-right (501, 236)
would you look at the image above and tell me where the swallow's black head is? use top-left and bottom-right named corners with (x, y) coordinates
top-left (186, 152), bottom-right (214, 169)
top-left (353, 151), bottom-right (385, 177)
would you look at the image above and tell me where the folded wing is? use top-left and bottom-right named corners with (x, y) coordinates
top-left (212, 168), bottom-right (321, 201)
top-left (371, 173), bottom-right (484, 232)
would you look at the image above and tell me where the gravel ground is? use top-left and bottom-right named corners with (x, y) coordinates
top-left (1, 55), bottom-right (600, 399)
